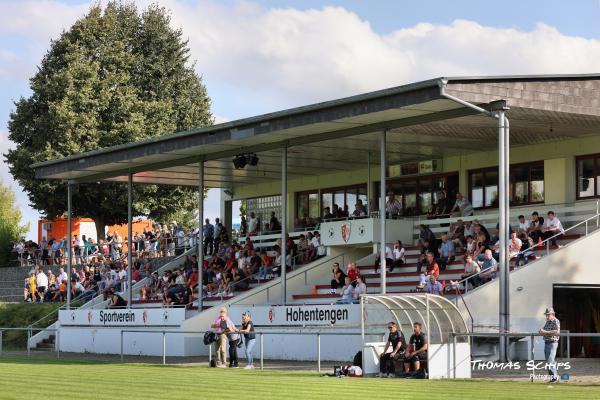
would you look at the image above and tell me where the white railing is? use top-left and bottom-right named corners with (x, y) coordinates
top-left (451, 211), bottom-right (600, 297)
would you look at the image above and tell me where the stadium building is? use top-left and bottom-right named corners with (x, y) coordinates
top-left (31, 74), bottom-right (600, 376)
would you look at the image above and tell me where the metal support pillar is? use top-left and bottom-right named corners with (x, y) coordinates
top-left (367, 151), bottom-right (372, 215)
top-left (127, 173), bottom-right (133, 308)
top-left (379, 130), bottom-right (387, 294)
top-left (498, 110), bottom-right (507, 361)
top-left (503, 116), bottom-right (511, 359)
top-left (66, 182), bottom-right (72, 309)
top-left (281, 146), bottom-right (288, 305)
top-left (198, 162), bottom-right (204, 313)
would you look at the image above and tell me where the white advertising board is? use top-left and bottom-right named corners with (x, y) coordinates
top-left (59, 308), bottom-right (185, 327)
top-left (227, 304), bottom-right (360, 327)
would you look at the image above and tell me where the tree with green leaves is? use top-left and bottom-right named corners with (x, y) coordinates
top-left (0, 181), bottom-right (29, 266)
top-left (5, 1), bottom-right (212, 240)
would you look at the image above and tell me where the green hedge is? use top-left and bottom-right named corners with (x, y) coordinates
top-left (0, 303), bottom-right (59, 349)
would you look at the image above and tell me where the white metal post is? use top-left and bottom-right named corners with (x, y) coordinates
top-left (67, 182), bottom-right (72, 309)
top-left (367, 151), bottom-right (371, 215)
top-left (498, 110), bottom-right (507, 362)
top-left (281, 146), bottom-right (287, 305)
top-left (127, 173), bottom-right (133, 308)
top-left (198, 162), bottom-right (204, 313)
top-left (504, 116), bottom-right (511, 356)
top-left (380, 130), bottom-right (387, 294)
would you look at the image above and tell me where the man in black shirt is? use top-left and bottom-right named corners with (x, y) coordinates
top-left (378, 322), bottom-right (406, 378)
top-left (404, 322), bottom-right (428, 373)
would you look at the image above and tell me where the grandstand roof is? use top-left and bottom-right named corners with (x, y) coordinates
top-left (33, 74), bottom-right (600, 188)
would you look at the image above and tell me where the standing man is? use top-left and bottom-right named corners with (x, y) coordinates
top-left (378, 321), bottom-right (406, 378)
top-left (203, 218), bottom-right (214, 256)
top-left (539, 308), bottom-right (560, 383)
top-left (210, 307), bottom-right (235, 368)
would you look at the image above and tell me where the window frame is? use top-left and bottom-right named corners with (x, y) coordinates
top-left (468, 161), bottom-right (545, 209)
top-left (576, 153), bottom-right (600, 200)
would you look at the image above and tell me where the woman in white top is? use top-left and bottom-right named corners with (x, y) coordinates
top-left (390, 240), bottom-right (406, 272)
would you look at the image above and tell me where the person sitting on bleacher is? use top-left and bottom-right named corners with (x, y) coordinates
top-left (437, 234), bottom-right (455, 272)
top-left (477, 249), bottom-right (497, 283)
top-left (542, 211), bottom-right (564, 247)
top-left (404, 322), bottom-right (428, 374)
top-left (425, 275), bottom-right (443, 295)
top-left (379, 321), bottom-right (407, 378)
top-left (352, 275), bottom-right (367, 303)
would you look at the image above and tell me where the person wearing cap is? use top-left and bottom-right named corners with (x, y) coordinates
top-left (539, 307), bottom-right (560, 383)
top-left (237, 312), bottom-right (256, 369)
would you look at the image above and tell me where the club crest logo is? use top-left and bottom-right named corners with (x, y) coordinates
top-left (268, 308), bottom-right (275, 323)
top-left (341, 222), bottom-right (351, 243)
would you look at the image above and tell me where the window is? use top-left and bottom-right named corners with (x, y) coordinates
top-left (469, 162), bottom-right (544, 208)
top-left (376, 173), bottom-right (459, 216)
top-left (296, 184), bottom-right (368, 221)
top-left (243, 195), bottom-right (282, 233)
top-left (576, 154), bottom-right (600, 199)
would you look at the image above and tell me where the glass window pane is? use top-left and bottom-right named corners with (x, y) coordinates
top-left (358, 185), bottom-right (368, 212)
top-left (512, 166), bottom-right (529, 205)
top-left (308, 193), bottom-right (319, 219)
top-left (531, 166), bottom-right (545, 202)
top-left (418, 178), bottom-right (433, 214)
top-left (403, 180), bottom-right (417, 216)
top-left (578, 158), bottom-right (595, 198)
top-left (322, 192), bottom-right (333, 216)
top-left (471, 172), bottom-right (484, 208)
top-left (334, 191), bottom-right (345, 212)
top-left (347, 191), bottom-right (357, 210)
top-left (484, 171), bottom-right (498, 207)
top-left (297, 193), bottom-right (308, 219)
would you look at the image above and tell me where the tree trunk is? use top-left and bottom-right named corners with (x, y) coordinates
top-left (93, 214), bottom-right (106, 241)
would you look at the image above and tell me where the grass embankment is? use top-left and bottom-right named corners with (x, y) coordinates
top-left (0, 356), bottom-right (598, 400)
top-left (0, 303), bottom-right (59, 348)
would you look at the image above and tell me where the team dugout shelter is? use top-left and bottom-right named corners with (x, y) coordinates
top-left (33, 74), bottom-right (600, 362)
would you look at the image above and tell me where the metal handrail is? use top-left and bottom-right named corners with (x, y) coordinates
top-left (453, 212), bottom-right (600, 294)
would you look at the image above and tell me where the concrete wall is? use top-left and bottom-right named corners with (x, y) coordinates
top-left (457, 228), bottom-right (600, 359)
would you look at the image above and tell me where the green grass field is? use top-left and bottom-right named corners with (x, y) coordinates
top-left (0, 356), bottom-right (598, 400)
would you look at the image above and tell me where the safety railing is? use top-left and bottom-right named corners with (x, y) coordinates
top-left (119, 329), bottom-right (382, 371)
top-left (450, 211), bottom-right (600, 298)
top-left (0, 327), bottom-right (60, 358)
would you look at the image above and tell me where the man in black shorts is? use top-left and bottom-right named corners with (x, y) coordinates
top-left (404, 322), bottom-right (428, 373)
top-left (378, 321), bottom-right (406, 378)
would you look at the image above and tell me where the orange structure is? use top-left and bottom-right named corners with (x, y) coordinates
top-left (38, 218), bottom-right (153, 243)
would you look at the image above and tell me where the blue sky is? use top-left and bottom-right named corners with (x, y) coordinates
top-left (1, 0), bottom-right (600, 240)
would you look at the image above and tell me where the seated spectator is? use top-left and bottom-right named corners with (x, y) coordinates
top-left (311, 232), bottom-right (326, 258)
top-left (425, 275), bottom-right (443, 295)
top-left (337, 276), bottom-right (353, 304)
top-left (352, 202), bottom-right (366, 218)
top-left (247, 212), bottom-right (259, 235)
top-left (449, 219), bottom-right (465, 252)
top-left (433, 190), bottom-right (450, 217)
top-left (385, 192), bottom-right (402, 218)
top-left (346, 262), bottom-right (359, 286)
top-left (437, 234), bottom-right (455, 271)
top-left (417, 224), bottom-right (435, 251)
top-left (374, 245), bottom-right (393, 273)
top-left (463, 220), bottom-right (474, 238)
top-left (302, 215), bottom-right (314, 229)
top-left (529, 211), bottom-right (544, 244)
top-left (106, 287), bottom-right (127, 308)
top-left (330, 262), bottom-right (346, 294)
top-left (296, 234), bottom-right (312, 264)
top-left (322, 207), bottom-right (334, 221)
top-left (450, 192), bottom-right (474, 217)
top-left (516, 231), bottom-right (535, 266)
top-left (461, 254), bottom-right (481, 288)
top-left (404, 322), bottom-right (428, 373)
top-left (508, 231), bottom-right (522, 264)
top-left (417, 252), bottom-right (439, 290)
top-left (517, 214), bottom-right (530, 233)
top-left (477, 249), bottom-right (498, 283)
top-left (390, 241), bottom-right (405, 272)
top-left (379, 321), bottom-right (407, 378)
top-left (352, 275), bottom-right (367, 303)
top-left (542, 211), bottom-right (564, 247)
top-left (258, 251), bottom-right (273, 280)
